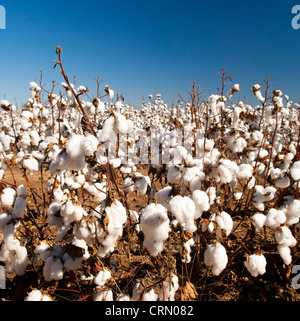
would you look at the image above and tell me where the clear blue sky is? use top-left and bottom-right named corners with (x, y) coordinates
top-left (0, 0), bottom-right (300, 107)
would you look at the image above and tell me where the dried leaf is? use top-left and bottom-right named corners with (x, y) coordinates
top-left (182, 281), bottom-right (198, 300)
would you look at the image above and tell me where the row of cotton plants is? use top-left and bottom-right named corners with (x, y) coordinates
top-left (0, 52), bottom-right (299, 300)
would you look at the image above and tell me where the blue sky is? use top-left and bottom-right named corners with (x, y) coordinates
top-left (0, 0), bottom-right (300, 107)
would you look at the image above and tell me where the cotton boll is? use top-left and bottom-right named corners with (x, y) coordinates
top-left (291, 161), bottom-right (300, 181)
top-left (265, 209), bottom-right (286, 229)
top-left (24, 290), bottom-right (52, 301)
top-left (97, 200), bottom-right (127, 257)
top-left (251, 213), bottom-right (266, 233)
top-left (23, 155), bottom-right (39, 174)
top-left (93, 289), bottom-right (114, 301)
top-left (275, 226), bottom-right (297, 264)
top-left (43, 256), bottom-right (64, 282)
top-left (277, 245), bottom-right (293, 265)
top-left (169, 195), bottom-right (196, 233)
top-left (167, 165), bottom-right (182, 184)
top-left (133, 172), bottom-right (151, 195)
top-left (181, 237), bottom-right (195, 263)
top-left (13, 196), bottom-right (27, 218)
top-left (82, 135), bottom-right (98, 157)
top-left (275, 176), bottom-right (290, 189)
top-left (140, 203), bottom-right (170, 257)
top-left (94, 269), bottom-right (111, 287)
top-left (244, 254), bottom-right (267, 277)
top-left (286, 199), bottom-right (300, 225)
top-left (215, 211), bottom-right (233, 237)
top-left (192, 190), bottom-right (210, 219)
top-left (204, 242), bottom-right (228, 276)
top-left (235, 164), bottom-right (253, 180)
top-left (156, 275), bottom-right (179, 301)
top-left (142, 288), bottom-right (159, 301)
top-left (218, 164), bottom-right (233, 184)
top-left (155, 186), bottom-right (172, 209)
top-left (1, 188), bottom-right (16, 207)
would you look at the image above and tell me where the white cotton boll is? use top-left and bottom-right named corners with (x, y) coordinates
top-left (43, 256), bottom-right (64, 282)
top-left (207, 187), bottom-right (216, 205)
top-left (1, 188), bottom-right (16, 207)
top-left (23, 156), bottom-right (39, 174)
top-left (62, 252), bottom-right (82, 272)
top-left (94, 288), bottom-right (114, 301)
top-left (265, 208), bottom-right (286, 229)
top-left (34, 242), bottom-right (51, 262)
top-left (270, 168), bottom-right (282, 180)
top-left (275, 226), bottom-right (297, 248)
top-left (167, 165), bottom-right (182, 184)
top-left (133, 173), bottom-right (151, 195)
top-left (286, 199), bottom-right (300, 225)
top-left (290, 161), bottom-right (300, 181)
top-left (192, 190), bottom-right (210, 219)
top-left (215, 211), bottom-right (233, 237)
top-left (97, 200), bottom-right (127, 257)
top-left (24, 290), bottom-right (52, 301)
top-left (155, 186), bottom-right (172, 209)
top-left (0, 213), bottom-right (11, 227)
top-left (169, 195), bottom-right (196, 233)
top-left (99, 115), bottom-right (115, 143)
top-left (235, 164), bottom-right (253, 180)
top-left (13, 197), bottom-right (27, 218)
top-left (251, 213), bottom-right (266, 233)
top-left (66, 135), bottom-right (86, 170)
top-left (234, 192), bottom-right (243, 200)
top-left (244, 254), bottom-right (267, 277)
top-left (204, 242), bottom-right (228, 276)
top-left (183, 166), bottom-right (205, 191)
top-left (142, 288), bottom-right (158, 301)
top-left (109, 158), bottom-right (121, 168)
top-left (82, 135), bottom-right (98, 157)
top-left (218, 164), bottom-right (233, 184)
top-left (94, 269), bottom-right (111, 287)
top-left (117, 293), bottom-right (131, 301)
top-left (181, 237), bottom-right (195, 263)
top-left (140, 203), bottom-right (170, 257)
top-left (275, 176), bottom-right (290, 189)
top-left (277, 245), bottom-right (292, 265)
top-left (156, 275), bottom-right (179, 301)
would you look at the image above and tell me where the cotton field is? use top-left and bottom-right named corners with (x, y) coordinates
top-left (0, 48), bottom-right (300, 301)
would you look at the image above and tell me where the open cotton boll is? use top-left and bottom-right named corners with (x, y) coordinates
top-left (43, 256), bottom-right (64, 282)
top-left (235, 164), bottom-right (253, 180)
top-left (215, 211), bottom-right (233, 237)
top-left (93, 289), bottom-right (114, 301)
top-left (204, 242), bottom-right (228, 276)
top-left (155, 186), bottom-right (172, 210)
top-left (82, 135), bottom-right (98, 157)
top-left (181, 237), bottom-right (195, 263)
top-left (169, 195), bottom-right (196, 233)
top-left (94, 269), bottom-right (111, 287)
top-left (265, 208), bottom-right (286, 229)
top-left (183, 166), bottom-right (205, 191)
top-left (192, 190), bottom-right (210, 219)
top-left (133, 172), bottom-right (151, 195)
top-left (140, 203), bottom-right (170, 257)
top-left (290, 161), bottom-right (300, 181)
top-left (13, 196), bottom-right (27, 218)
top-left (285, 199), bottom-right (300, 225)
top-left (167, 165), bottom-right (182, 184)
top-left (66, 134), bottom-right (87, 170)
top-left (156, 275), bottom-right (179, 301)
top-left (251, 213), bottom-right (266, 233)
top-left (244, 254), bottom-right (267, 277)
top-left (142, 288), bottom-right (158, 301)
top-left (275, 176), bottom-right (290, 189)
top-left (97, 200), bottom-right (127, 257)
top-left (23, 155), bottom-right (39, 174)
top-left (275, 226), bottom-right (297, 264)
top-left (1, 188), bottom-right (16, 207)
top-left (24, 290), bottom-right (52, 301)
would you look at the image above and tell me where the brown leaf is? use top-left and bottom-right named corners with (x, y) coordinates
top-left (182, 281), bottom-right (198, 300)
